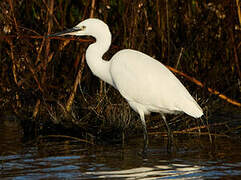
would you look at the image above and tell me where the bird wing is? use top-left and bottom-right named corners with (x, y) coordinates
top-left (110, 49), bottom-right (203, 117)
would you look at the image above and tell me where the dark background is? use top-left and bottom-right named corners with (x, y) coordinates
top-left (0, 0), bottom-right (240, 140)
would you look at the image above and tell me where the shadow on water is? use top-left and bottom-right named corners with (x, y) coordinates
top-left (0, 113), bottom-right (241, 179)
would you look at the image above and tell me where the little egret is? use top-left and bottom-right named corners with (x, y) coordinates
top-left (48, 18), bottom-right (203, 152)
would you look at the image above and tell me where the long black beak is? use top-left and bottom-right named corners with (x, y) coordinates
top-left (46, 27), bottom-right (80, 38)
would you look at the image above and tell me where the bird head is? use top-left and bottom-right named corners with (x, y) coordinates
top-left (47, 18), bottom-right (110, 38)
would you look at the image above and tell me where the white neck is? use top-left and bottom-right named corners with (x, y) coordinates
top-left (85, 32), bottom-right (114, 87)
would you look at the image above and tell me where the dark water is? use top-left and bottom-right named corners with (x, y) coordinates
top-left (1, 116), bottom-right (241, 179)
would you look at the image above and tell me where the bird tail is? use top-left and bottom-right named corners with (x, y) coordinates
top-left (178, 99), bottom-right (203, 118)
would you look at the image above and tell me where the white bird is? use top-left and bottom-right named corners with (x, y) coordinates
top-left (49, 18), bottom-right (203, 152)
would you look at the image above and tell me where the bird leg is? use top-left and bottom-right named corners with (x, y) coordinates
top-left (139, 112), bottom-right (149, 153)
top-left (161, 114), bottom-right (173, 150)
top-left (142, 121), bottom-right (148, 152)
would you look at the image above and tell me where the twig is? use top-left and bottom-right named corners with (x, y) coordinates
top-left (33, 99), bottom-right (41, 119)
top-left (42, 0), bottom-right (54, 85)
top-left (175, 47), bottom-right (184, 69)
top-left (35, 38), bottom-right (46, 65)
top-left (156, 0), bottom-right (161, 29)
top-left (166, 65), bottom-right (241, 107)
top-left (230, 28), bottom-right (241, 79)
top-left (39, 134), bottom-right (94, 145)
top-left (166, 0), bottom-right (170, 63)
top-left (149, 131), bottom-right (230, 138)
top-left (90, 0), bottom-right (96, 18)
top-left (0, 35), bottom-right (94, 43)
top-left (180, 122), bottom-right (227, 132)
top-left (66, 54), bottom-right (85, 112)
top-left (236, 0), bottom-right (241, 26)
top-left (6, 39), bottom-right (18, 85)
top-left (42, 0), bottom-right (61, 30)
top-left (8, 0), bottom-right (19, 34)
top-left (25, 55), bottom-right (44, 92)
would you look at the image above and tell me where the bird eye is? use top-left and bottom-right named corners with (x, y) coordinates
top-left (81, 26), bottom-right (86, 30)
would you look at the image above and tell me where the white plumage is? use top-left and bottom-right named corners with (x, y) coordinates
top-left (49, 18), bottom-right (203, 152)
top-left (110, 49), bottom-right (203, 117)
